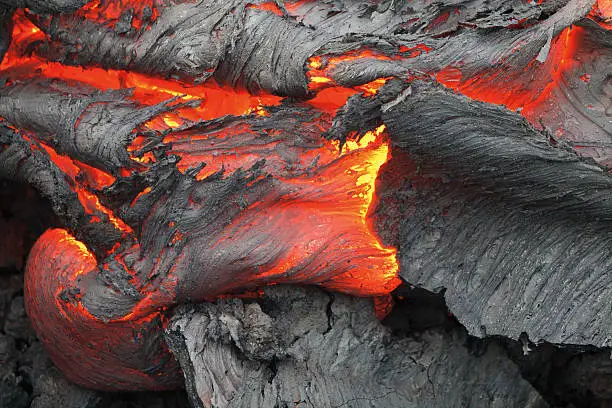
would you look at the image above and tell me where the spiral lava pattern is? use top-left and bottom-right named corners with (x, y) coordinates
top-left (25, 229), bottom-right (183, 390)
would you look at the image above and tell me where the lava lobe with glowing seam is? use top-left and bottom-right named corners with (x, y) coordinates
top-left (4, 10), bottom-right (400, 390)
top-left (24, 125), bottom-right (399, 390)
top-left (26, 229), bottom-right (183, 390)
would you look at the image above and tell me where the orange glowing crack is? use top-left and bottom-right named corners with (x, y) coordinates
top-left (38, 142), bottom-right (132, 234)
top-left (78, 0), bottom-right (159, 31)
top-left (1, 11), bottom-right (283, 125)
top-left (306, 50), bottom-right (393, 91)
top-left (305, 46), bottom-right (420, 96)
top-left (130, 186), bottom-right (152, 208)
top-left (247, 2), bottom-right (284, 16)
top-left (436, 26), bottom-right (584, 115)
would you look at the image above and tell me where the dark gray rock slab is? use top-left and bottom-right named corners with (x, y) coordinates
top-left (166, 286), bottom-right (547, 408)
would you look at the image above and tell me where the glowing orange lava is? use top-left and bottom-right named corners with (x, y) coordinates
top-left (3, 9), bottom-right (399, 301)
top-left (77, 0), bottom-right (159, 31)
top-left (589, 0), bottom-right (612, 29)
top-left (0, 10), bottom-right (283, 123)
top-left (436, 26), bottom-right (584, 116)
top-left (307, 51), bottom-right (393, 91)
top-left (38, 142), bottom-right (132, 234)
top-left (248, 2), bottom-right (284, 16)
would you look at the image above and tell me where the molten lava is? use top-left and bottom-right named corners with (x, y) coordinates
top-left (2, 8), bottom-right (400, 390)
top-left (26, 229), bottom-right (182, 390)
top-left (0, 10), bottom-right (283, 122)
top-left (589, 0), bottom-right (612, 29)
top-left (4, 0), bottom-right (601, 392)
top-left (436, 25), bottom-right (584, 113)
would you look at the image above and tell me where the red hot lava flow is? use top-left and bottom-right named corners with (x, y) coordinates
top-left (4, 0), bottom-right (606, 391)
top-left (2, 9), bottom-right (399, 390)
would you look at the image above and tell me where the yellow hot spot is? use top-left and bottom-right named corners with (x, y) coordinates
top-left (244, 105), bottom-right (269, 116)
top-left (162, 114), bottom-right (182, 128)
top-left (310, 76), bottom-right (333, 83)
top-left (339, 124), bottom-right (387, 154)
top-left (57, 232), bottom-right (97, 278)
top-left (129, 76), bottom-right (196, 100)
top-left (341, 125), bottom-right (389, 217)
top-left (360, 78), bottom-right (388, 96)
top-left (308, 57), bottom-right (322, 69)
top-left (351, 143), bottom-right (390, 217)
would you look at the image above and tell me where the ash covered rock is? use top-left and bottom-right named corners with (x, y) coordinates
top-left (381, 81), bottom-right (612, 347)
top-left (165, 285), bottom-right (547, 408)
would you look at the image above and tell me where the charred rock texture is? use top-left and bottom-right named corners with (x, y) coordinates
top-left (0, 0), bottom-right (610, 399)
top-left (351, 79), bottom-right (612, 346)
top-left (165, 285), bottom-right (547, 408)
top-left (0, 75), bottom-right (398, 389)
top-left (19, 0), bottom-right (610, 165)
top-left (503, 340), bottom-right (612, 407)
top-left (0, 1), bottom-right (87, 13)
top-left (0, 181), bottom-right (57, 270)
top-left (23, 0), bottom-right (588, 95)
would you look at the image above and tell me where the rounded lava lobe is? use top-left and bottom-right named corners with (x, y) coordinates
top-left (24, 229), bottom-right (182, 391)
top-left (21, 124), bottom-right (400, 390)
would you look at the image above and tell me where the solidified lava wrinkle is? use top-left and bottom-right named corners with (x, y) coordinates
top-left (1, 7), bottom-right (400, 391)
top-left (2, 0), bottom-right (608, 394)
